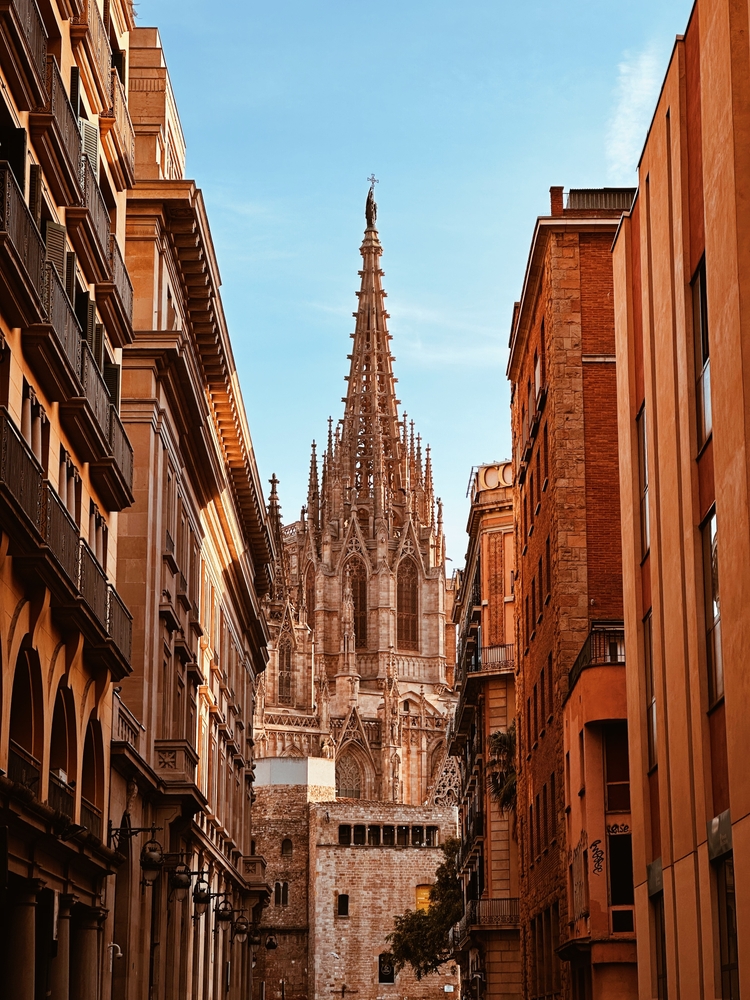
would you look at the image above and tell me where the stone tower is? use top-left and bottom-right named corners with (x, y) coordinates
top-left (254, 186), bottom-right (457, 808)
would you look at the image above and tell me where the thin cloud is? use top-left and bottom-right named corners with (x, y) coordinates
top-left (606, 41), bottom-right (666, 185)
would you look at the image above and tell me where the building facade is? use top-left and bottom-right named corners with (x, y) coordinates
top-left (105, 25), bottom-right (274, 1000)
top-left (252, 189), bottom-right (459, 999)
top-left (448, 461), bottom-right (521, 998)
top-left (507, 186), bottom-right (636, 1000)
top-left (612, 1), bottom-right (750, 994)
top-left (0, 0), bottom-right (137, 996)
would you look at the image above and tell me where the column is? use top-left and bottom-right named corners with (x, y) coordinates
top-left (49, 894), bottom-right (76, 1000)
top-left (70, 906), bottom-right (107, 1000)
top-left (7, 879), bottom-right (44, 1000)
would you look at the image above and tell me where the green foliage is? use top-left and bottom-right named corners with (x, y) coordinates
top-left (384, 836), bottom-right (463, 980)
top-left (487, 721), bottom-right (517, 814)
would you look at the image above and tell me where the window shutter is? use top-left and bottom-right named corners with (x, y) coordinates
top-left (80, 119), bottom-right (99, 174)
top-left (93, 322), bottom-right (104, 369)
top-left (103, 362), bottom-right (121, 411)
top-left (28, 164), bottom-right (42, 229)
top-left (0, 126), bottom-right (27, 195)
top-left (44, 220), bottom-right (67, 280)
top-left (70, 67), bottom-right (80, 119)
top-left (65, 251), bottom-right (77, 303)
top-left (86, 301), bottom-right (96, 349)
top-left (75, 290), bottom-right (90, 336)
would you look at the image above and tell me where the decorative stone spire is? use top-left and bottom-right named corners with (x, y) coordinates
top-left (307, 441), bottom-right (319, 533)
top-left (267, 474), bottom-right (290, 602)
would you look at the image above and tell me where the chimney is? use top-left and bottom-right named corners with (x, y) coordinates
top-left (550, 186), bottom-right (564, 217)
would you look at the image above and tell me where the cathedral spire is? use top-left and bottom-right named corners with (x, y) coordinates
top-left (267, 474), bottom-right (290, 602)
top-left (307, 441), bottom-right (320, 533)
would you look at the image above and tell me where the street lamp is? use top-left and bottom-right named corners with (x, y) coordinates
top-left (140, 837), bottom-right (164, 886)
top-left (192, 877), bottom-right (211, 916)
top-left (232, 914), bottom-right (250, 944)
top-left (169, 863), bottom-right (192, 902)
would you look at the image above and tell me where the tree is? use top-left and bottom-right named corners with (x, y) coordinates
top-left (384, 836), bottom-right (463, 980)
top-left (487, 721), bottom-right (516, 814)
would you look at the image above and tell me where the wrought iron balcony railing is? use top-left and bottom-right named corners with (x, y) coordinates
top-left (569, 622), bottom-right (625, 693)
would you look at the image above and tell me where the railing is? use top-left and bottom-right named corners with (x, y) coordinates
top-left (8, 740), bottom-right (40, 795)
top-left (569, 622), bottom-right (625, 693)
top-left (109, 405), bottom-right (133, 489)
top-left (104, 69), bottom-right (135, 178)
top-left (114, 696), bottom-right (141, 750)
top-left (79, 155), bottom-right (110, 261)
top-left (80, 340), bottom-right (110, 441)
top-left (48, 771), bottom-right (74, 818)
top-left (466, 644), bottom-right (515, 675)
top-left (7, 0), bottom-right (47, 85)
top-left (79, 538), bottom-right (107, 627)
top-left (42, 481), bottom-right (79, 584)
top-left (0, 161), bottom-right (45, 296)
top-left (453, 898), bottom-right (520, 944)
top-left (109, 233), bottom-right (132, 325)
top-left (107, 584), bottom-right (132, 662)
top-left (80, 796), bottom-right (102, 839)
top-left (41, 262), bottom-right (81, 376)
top-left (42, 56), bottom-right (82, 176)
top-left (0, 407), bottom-right (43, 530)
top-left (73, 0), bottom-right (111, 104)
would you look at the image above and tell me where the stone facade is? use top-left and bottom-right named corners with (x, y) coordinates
top-left (507, 187), bottom-right (636, 1000)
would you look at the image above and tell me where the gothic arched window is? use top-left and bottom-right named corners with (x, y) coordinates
top-left (397, 558), bottom-right (419, 650)
top-left (305, 566), bottom-right (315, 620)
top-left (336, 753), bottom-right (362, 799)
top-left (346, 559), bottom-right (368, 649)
top-left (278, 637), bottom-right (292, 705)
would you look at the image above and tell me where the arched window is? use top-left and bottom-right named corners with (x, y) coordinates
top-left (336, 753), bottom-right (362, 799)
top-left (274, 881), bottom-right (289, 906)
top-left (49, 685), bottom-right (76, 819)
top-left (397, 559), bottom-right (419, 650)
top-left (278, 637), bottom-right (292, 705)
top-left (81, 717), bottom-right (104, 840)
top-left (8, 648), bottom-right (43, 796)
top-left (281, 838), bottom-right (293, 857)
top-left (305, 566), bottom-right (315, 620)
top-left (346, 559), bottom-right (367, 649)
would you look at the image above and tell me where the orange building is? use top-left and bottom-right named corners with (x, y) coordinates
top-left (612, 0), bottom-right (748, 994)
top-left (507, 187), bottom-right (637, 1000)
top-left (449, 461), bottom-right (520, 999)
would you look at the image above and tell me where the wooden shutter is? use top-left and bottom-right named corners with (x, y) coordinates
top-left (44, 220), bottom-right (67, 280)
top-left (86, 301), bottom-right (96, 349)
top-left (0, 127), bottom-right (27, 194)
top-left (80, 119), bottom-right (98, 173)
top-left (103, 362), bottom-right (120, 410)
top-left (70, 67), bottom-right (80, 118)
top-left (93, 322), bottom-right (104, 368)
top-left (28, 164), bottom-right (42, 229)
top-left (65, 251), bottom-right (77, 303)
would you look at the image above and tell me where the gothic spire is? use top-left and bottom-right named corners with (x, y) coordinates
top-left (267, 474), bottom-right (290, 602)
top-left (307, 441), bottom-right (319, 533)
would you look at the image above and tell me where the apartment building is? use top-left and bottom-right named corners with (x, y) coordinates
top-left (448, 461), bottom-right (520, 998)
top-left (0, 0), bottom-right (136, 996)
top-left (507, 186), bottom-right (636, 1000)
top-left (612, 1), bottom-right (749, 994)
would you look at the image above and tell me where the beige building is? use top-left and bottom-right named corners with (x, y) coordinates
top-left (0, 0), bottom-right (137, 995)
top-left (448, 461), bottom-right (520, 999)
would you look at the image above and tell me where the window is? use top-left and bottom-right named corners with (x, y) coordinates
top-left (21, 381), bottom-right (47, 468)
top-left (533, 684), bottom-right (538, 743)
top-left (547, 653), bottom-right (553, 720)
top-left (525, 596), bottom-right (529, 648)
top-left (653, 894), bottom-right (668, 999)
top-left (644, 612), bottom-right (657, 770)
top-left (277, 637), bottom-right (292, 705)
top-left (336, 753), bottom-right (362, 799)
top-left (542, 783), bottom-right (549, 849)
top-left (604, 722), bottom-right (631, 811)
top-left (538, 558), bottom-right (543, 617)
top-left (529, 472), bottom-right (535, 527)
top-left (305, 566), bottom-right (315, 619)
top-left (636, 405), bottom-right (650, 557)
top-left (397, 559), bottom-right (419, 650)
top-left (368, 825), bottom-right (380, 846)
top-left (692, 258), bottom-right (712, 448)
top-left (608, 834), bottom-right (634, 906)
top-left (281, 838), bottom-right (293, 856)
top-left (528, 804), bottom-right (534, 863)
top-left (274, 881), bottom-right (289, 906)
top-left (549, 771), bottom-right (556, 842)
top-left (59, 448), bottom-right (80, 522)
top-left (531, 580), bottom-right (536, 631)
top-left (337, 893), bottom-right (349, 917)
top-left (347, 559), bottom-right (368, 648)
top-left (543, 423), bottom-right (549, 486)
top-left (411, 826), bottom-right (423, 847)
top-left (716, 855), bottom-right (739, 999)
top-left (415, 885), bottom-right (431, 910)
top-left (540, 669), bottom-right (546, 724)
top-left (545, 537), bottom-right (551, 601)
top-left (535, 793), bottom-right (541, 858)
top-left (338, 824), bottom-right (351, 845)
top-left (397, 825), bottom-right (409, 847)
top-left (378, 954), bottom-right (395, 984)
top-left (426, 826), bottom-right (439, 847)
top-left (382, 825), bottom-right (395, 846)
top-left (353, 824), bottom-right (366, 845)
top-left (89, 502), bottom-right (108, 568)
top-left (702, 509), bottom-right (723, 704)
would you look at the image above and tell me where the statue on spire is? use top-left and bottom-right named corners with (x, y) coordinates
top-left (366, 180), bottom-right (378, 229)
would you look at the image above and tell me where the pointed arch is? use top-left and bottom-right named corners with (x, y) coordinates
top-left (344, 557), bottom-right (368, 649)
top-left (336, 751), bottom-right (362, 799)
top-left (81, 715), bottom-right (104, 839)
top-left (277, 635), bottom-right (293, 705)
top-left (8, 644), bottom-right (44, 796)
top-left (305, 564), bottom-right (316, 621)
top-left (397, 557), bottom-right (419, 651)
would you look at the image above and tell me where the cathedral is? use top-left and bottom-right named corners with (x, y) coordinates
top-left (253, 184), bottom-right (458, 808)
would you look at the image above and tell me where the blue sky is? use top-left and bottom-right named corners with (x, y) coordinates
top-left (141, 0), bottom-right (693, 563)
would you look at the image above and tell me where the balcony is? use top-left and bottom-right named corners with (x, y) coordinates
top-left (29, 55), bottom-right (82, 205)
top-left (108, 583), bottom-right (132, 663)
top-left (42, 481), bottom-right (79, 586)
top-left (90, 404), bottom-right (134, 510)
top-left (48, 771), bottom-right (74, 818)
top-left (453, 898), bottom-right (520, 947)
top-left (66, 156), bottom-right (111, 281)
top-left (25, 262), bottom-right (82, 400)
top-left (569, 621), bottom-right (625, 694)
top-left (80, 796), bottom-right (102, 839)
top-left (95, 233), bottom-right (133, 348)
top-left (153, 739), bottom-right (201, 801)
top-left (70, 0), bottom-right (111, 111)
top-left (79, 538), bottom-right (107, 629)
top-left (0, 0), bottom-right (47, 110)
top-left (468, 644), bottom-right (515, 677)
top-left (0, 162), bottom-right (45, 326)
top-left (8, 740), bottom-right (40, 795)
top-left (113, 695), bottom-right (141, 752)
top-left (0, 407), bottom-right (43, 537)
top-left (99, 68), bottom-right (135, 189)
top-left (60, 340), bottom-right (111, 462)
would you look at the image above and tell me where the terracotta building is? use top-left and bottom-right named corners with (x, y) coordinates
top-left (448, 461), bottom-right (521, 998)
top-left (612, 1), bottom-right (750, 994)
top-left (104, 25), bottom-right (274, 1000)
top-left (0, 0), bottom-right (138, 995)
top-left (251, 188), bottom-right (459, 999)
top-left (507, 186), bottom-right (637, 1000)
